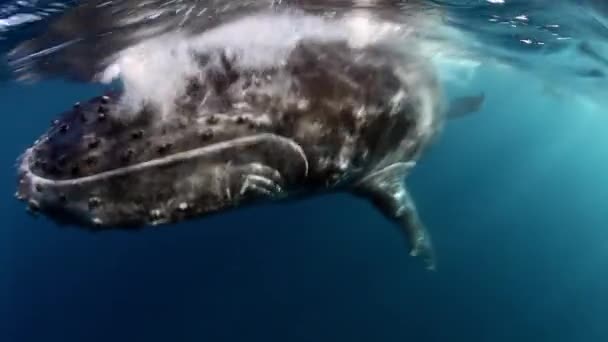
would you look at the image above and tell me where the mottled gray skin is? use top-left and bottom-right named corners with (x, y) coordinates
top-left (16, 40), bottom-right (443, 269)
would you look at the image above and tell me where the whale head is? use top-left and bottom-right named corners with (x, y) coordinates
top-left (15, 50), bottom-right (312, 229)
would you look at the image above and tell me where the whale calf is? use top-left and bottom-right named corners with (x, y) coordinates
top-left (14, 10), bottom-right (482, 270)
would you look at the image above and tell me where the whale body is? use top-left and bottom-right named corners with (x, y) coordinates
top-left (14, 9), bottom-right (481, 270)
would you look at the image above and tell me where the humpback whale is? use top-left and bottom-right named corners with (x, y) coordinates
top-left (13, 8), bottom-right (483, 271)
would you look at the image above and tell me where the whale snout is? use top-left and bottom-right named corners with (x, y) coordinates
top-left (14, 92), bottom-right (185, 227)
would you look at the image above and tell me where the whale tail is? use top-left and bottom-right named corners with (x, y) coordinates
top-left (446, 92), bottom-right (485, 119)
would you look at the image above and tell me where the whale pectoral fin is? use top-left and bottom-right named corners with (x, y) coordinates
top-left (233, 162), bottom-right (285, 201)
top-left (353, 162), bottom-right (436, 270)
top-left (210, 134), bottom-right (307, 207)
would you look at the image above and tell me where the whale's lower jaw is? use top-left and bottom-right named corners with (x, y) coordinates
top-left (16, 133), bottom-right (310, 229)
top-left (15, 146), bottom-right (221, 229)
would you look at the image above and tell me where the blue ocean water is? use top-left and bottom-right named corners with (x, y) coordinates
top-left (2, 1), bottom-right (608, 342)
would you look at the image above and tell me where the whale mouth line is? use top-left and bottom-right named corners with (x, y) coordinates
top-left (21, 133), bottom-right (309, 188)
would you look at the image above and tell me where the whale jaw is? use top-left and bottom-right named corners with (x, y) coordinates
top-left (16, 132), bottom-right (309, 229)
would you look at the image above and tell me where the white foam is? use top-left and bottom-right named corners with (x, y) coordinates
top-left (97, 10), bottom-right (435, 121)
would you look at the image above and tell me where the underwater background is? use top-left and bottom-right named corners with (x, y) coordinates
top-left (2, 1), bottom-right (608, 341)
